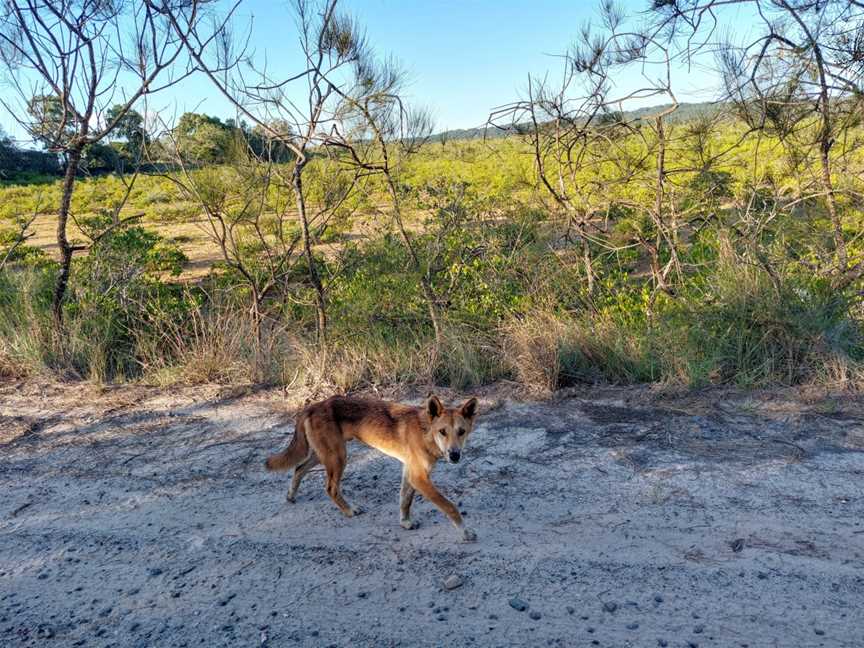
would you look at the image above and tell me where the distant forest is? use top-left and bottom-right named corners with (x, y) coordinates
top-left (1, 102), bottom-right (720, 180)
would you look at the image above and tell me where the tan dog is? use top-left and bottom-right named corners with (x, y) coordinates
top-left (265, 393), bottom-right (479, 541)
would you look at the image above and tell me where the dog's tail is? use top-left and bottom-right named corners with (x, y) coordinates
top-left (265, 411), bottom-right (311, 472)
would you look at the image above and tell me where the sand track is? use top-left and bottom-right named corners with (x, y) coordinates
top-left (1, 380), bottom-right (863, 647)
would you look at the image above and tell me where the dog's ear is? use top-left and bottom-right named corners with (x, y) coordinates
top-left (425, 393), bottom-right (443, 419)
top-left (459, 397), bottom-right (478, 420)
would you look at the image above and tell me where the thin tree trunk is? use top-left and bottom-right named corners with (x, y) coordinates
top-left (384, 175), bottom-right (443, 356)
top-left (582, 235), bottom-right (594, 296)
top-left (820, 140), bottom-right (846, 274)
top-left (52, 146), bottom-right (83, 330)
top-left (651, 116), bottom-right (669, 293)
top-left (777, 0), bottom-right (847, 277)
top-left (814, 49), bottom-right (845, 274)
top-left (291, 161), bottom-right (327, 346)
top-left (250, 286), bottom-right (264, 381)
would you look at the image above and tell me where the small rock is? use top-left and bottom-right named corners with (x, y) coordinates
top-left (509, 597), bottom-right (529, 612)
top-left (653, 594), bottom-right (663, 603)
top-left (529, 611), bottom-right (541, 621)
top-left (658, 640), bottom-right (668, 647)
top-left (694, 625), bottom-right (704, 634)
top-left (36, 626), bottom-right (54, 639)
top-left (566, 606), bottom-right (575, 615)
top-left (729, 538), bottom-right (745, 552)
top-left (627, 623), bottom-right (639, 630)
top-left (814, 629), bottom-right (825, 636)
top-left (603, 601), bottom-right (618, 613)
top-left (443, 575), bottom-right (464, 591)
top-left (147, 568), bottom-right (163, 578)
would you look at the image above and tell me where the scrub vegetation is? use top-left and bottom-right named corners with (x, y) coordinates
top-left (1, 0), bottom-right (863, 393)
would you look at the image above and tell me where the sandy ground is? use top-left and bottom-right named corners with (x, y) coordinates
top-left (1, 379), bottom-right (863, 648)
top-left (26, 212), bottom-right (233, 281)
top-left (25, 206), bottom-right (392, 281)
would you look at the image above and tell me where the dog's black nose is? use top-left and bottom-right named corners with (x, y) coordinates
top-left (448, 450), bottom-right (461, 463)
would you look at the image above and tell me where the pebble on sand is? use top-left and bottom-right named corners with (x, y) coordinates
top-left (443, 575), bottom-right (464, 590)
top-left (509, 598), bottom-right (529, 612)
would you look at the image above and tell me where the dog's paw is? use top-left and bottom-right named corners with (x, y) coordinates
top-left (285, 493), bottom-right (296, 504)
top-left (345, 505), bottom-right (364, 517)
top-left (400, 518), bottom-right (420, 530)
top-left (460, 526), bottom-right (477, 543)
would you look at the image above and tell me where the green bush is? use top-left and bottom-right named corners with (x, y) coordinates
top-left (662, 263), bottom-right (862, 386)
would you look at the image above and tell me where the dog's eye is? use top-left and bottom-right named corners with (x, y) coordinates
top-left (457, 428), bottom-right (466, 436)
top-left (439, 429), bottom-right (447, 436)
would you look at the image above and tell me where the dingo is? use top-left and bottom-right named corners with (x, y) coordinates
top-left (265, 393), bottom-right (479, 541)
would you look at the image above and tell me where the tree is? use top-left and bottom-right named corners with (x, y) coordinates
top-left (488, 2), bottom-right (683, 301)
top-left (0, 127), bottom-right (17, 178)
top-left (105, 105), bottom-right (148, 162)
top-left (650, 0), bottom-right (864, 289)
top-left (26, 94), bottom-right (75, 148)
top-left (326, 59), bottom-right (442, 355)
top-left (158, 0), bottom-right (378, 347)
top-left (0, 133), bottom-right (60, 179)
top-left (0, 0), bottom-right (233, 332)
top-left (172, 112), bottom-right (235, 165)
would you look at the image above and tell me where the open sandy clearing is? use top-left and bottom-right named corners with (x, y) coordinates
top-left (1, 380), bottom-right (863, 647)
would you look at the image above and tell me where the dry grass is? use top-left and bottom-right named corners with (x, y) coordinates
top-left (502, 309), bottom-right (658, 393)
top-left (502, 310), bottom-right (569, 394)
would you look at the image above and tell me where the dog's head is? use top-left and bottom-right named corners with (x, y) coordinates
top-left (425, 393), bottom-right (479, 464)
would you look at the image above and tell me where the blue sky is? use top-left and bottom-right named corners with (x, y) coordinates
top-left (203, 0), bottom-right (727, 130)
top-left (1, 0), bottom-right (737, 142)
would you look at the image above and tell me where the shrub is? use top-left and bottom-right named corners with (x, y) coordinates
top-left (662, 261), bottom-right (863, 387)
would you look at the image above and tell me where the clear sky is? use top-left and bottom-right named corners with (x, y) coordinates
top-left (201, 0), bottom-right (727, 130)
top-left (1, 0), bottom-right (737, 142)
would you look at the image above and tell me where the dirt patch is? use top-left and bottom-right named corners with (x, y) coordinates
top-left (1, 379), bottom-right (863, 647)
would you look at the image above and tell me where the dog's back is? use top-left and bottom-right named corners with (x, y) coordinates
top-left (265, 396), bottom-right (421, 471)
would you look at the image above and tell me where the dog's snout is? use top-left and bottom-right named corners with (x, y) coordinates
top-left (448, 449), bottom-right (461, 463)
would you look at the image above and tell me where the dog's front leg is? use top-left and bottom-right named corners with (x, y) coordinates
top-left (408, 471), bottom-right (476, 542)
top-left (399, 467), bottom-right (419, 530)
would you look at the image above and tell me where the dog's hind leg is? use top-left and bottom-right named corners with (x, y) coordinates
top-left (286, 452), bottom-right (319, 503)
top-left (321, 443), bottom-right (363, 518)
top-left (399, 466), bottom-right (418, 530)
